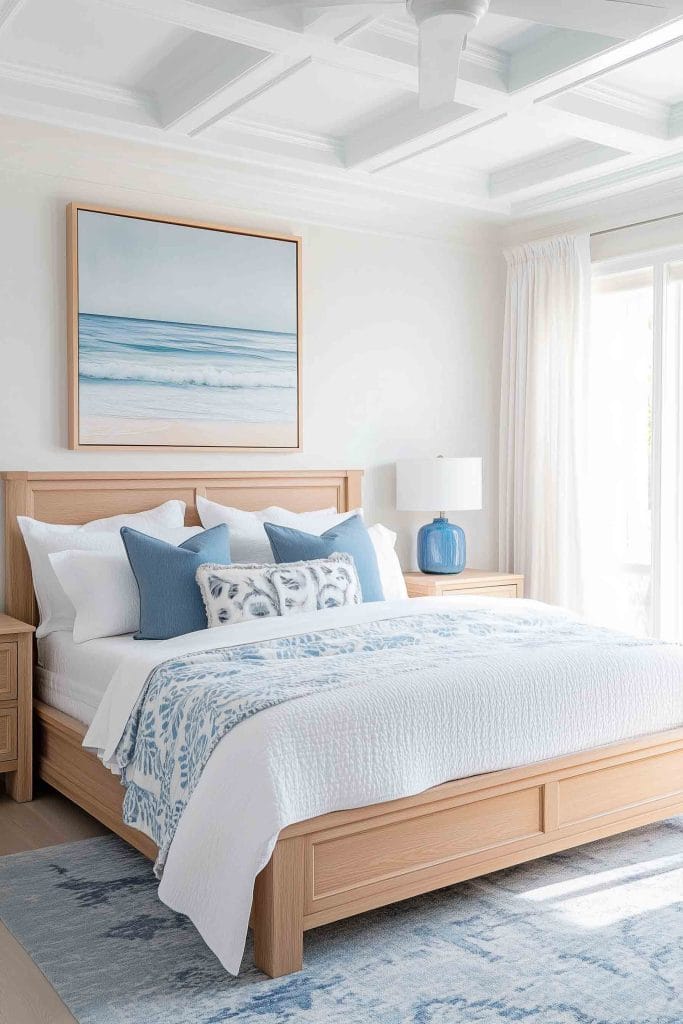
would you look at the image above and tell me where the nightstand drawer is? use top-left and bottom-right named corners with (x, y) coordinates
top-left (0, 707), bottom-right (17, 762)
top-left (450, 585), bottom-right (519, 599)
top-left (404, 570), bottom-right (524, 600)
top-left (0, 642), bottom-right (17, 701)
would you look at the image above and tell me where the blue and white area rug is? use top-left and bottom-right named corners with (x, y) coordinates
top-left (0, 820), bottom-right (682, 1024)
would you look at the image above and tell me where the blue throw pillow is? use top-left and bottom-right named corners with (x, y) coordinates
top-left (121, 525), bottom-right (230, 640)
top-left (264, 515), bottom-right (384, 603)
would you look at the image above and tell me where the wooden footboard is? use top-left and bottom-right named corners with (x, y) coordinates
top-left (253, 727), bottom-right (683, 976)
top-left (35, 701), bottom-right (683, 979)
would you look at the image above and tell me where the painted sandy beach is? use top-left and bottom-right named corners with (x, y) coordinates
top-left (78, 313), bottom-right (299, 448)
top-left (80, 416), bottom-right (298, 448)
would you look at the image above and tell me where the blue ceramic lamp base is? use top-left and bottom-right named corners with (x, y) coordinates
top-left (417, 516), bottom-right (466, 574)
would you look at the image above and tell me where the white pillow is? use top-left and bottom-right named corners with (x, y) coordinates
top-left (367, 524), bottom-right (408, 600)
top-left (18, 501), bottom-right (186, 638)
top-left (48, 526), bottom-right (202, 644)
top-left (196, 496), bottom-right (362, 563)
top-left (50, 550), bottom-right (139, 643)
top-left (197, 554), bottom-right (362, 627)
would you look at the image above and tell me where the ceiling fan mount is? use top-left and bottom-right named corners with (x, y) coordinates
top-left (227, 0), bottom-right (682, 114)
top-left (406, 0), bottom-right (491, 109)
top-left (407, 0), bottom-right (490, 26)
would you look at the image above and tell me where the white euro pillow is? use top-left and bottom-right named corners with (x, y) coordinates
top-left (50, 550), bottom-right (140, 643)
top-left (17, 500), bottom-right (186, 638)
top-left (367, 523), bottom-right (408, 600)
top-left (48, 525), bottom-right (202, 644)
top-left (196, 496), bottom-right (362, 563)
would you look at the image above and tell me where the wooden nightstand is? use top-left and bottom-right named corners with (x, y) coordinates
top-left (404, 569), bottom-right (525, 600)
top-left (0, 614), bottom-right (35, 802)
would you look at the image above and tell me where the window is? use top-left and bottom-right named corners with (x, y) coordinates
top-left (590, 252), bottom-right (683, 639)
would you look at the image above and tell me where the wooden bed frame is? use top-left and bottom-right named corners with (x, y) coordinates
top-left (4, 469), bottom-right (683, 979)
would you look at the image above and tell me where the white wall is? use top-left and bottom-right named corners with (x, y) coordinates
top-left (0, 130), bottom-right (505, 607)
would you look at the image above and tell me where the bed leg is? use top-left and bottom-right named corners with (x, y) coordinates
top-left (252, 835), bottom-right (305, 978)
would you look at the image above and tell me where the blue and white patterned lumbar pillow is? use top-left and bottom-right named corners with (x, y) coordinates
top-left (196, 553), bottom-right (362, 626)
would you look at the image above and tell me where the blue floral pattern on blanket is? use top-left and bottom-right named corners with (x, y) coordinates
top-left (113, 609), bottom-right (658, 875)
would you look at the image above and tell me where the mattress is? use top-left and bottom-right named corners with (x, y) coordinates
top-left (36, 631), bottom-right (143, 725)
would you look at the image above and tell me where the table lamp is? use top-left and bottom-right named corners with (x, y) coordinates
top-left (396, 456), bottom-right (483, 574)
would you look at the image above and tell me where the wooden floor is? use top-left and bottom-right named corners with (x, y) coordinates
top-left (0, 780), bottom-right (109, 1024)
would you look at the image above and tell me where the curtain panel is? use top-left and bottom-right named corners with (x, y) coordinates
top-left (499, 234), bottom-right (591, 608)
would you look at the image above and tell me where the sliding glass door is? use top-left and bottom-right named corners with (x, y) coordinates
top-left (590, 251), bottom-right (683, 639)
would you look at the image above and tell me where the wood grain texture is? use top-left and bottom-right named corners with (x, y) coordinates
top-left (0, 708), bottom-right (17, 761)
top-left (6, 633), bottom-right (33, 800)
top-left (35, 703), bottom-right (157, 861)
top-left (0, 788), bottom-right (107, 1024)
top-left (404, 569), bottom-right (525, 598)
top-left (66, 202), bottom-right (78, 451)
top-left (0, 786), bottom-right (108, 855)
top-left (0, 921), bottom-right (77, 1024)
top-left (66, 202), bottom-right (303, 453)
top-left (252, 836), bottom-right (305, 978)
top-left (32, 701), bottom-right (683, 974)
top-left (0, 621), bottom-right (35, 801)
top-left (0, 643), bottom-right (17, 701)
top-left (2, 469), bottom-right (363, 627)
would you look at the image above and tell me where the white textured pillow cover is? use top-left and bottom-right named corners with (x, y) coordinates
top-left (196, 496), bottom-right (362, 563)
top-left (366, 524), bottom-right (408, 600)
top-left (48, 526), bottom-right (202, 643)
top-left (18, 501), bottom-right (187, 639)
top-left (197, 554), bottom-right (362, 626)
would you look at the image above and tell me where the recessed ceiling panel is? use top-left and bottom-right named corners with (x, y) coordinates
top-left (600, 42), bottom-right (683, 103)
top-left (408, 114), bottom-right (573, 173)
top-left (0, 0), bottom-right (189, 88)
top-left (231, 60), bottom-right (412, 138)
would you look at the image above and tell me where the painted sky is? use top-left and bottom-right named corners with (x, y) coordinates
top-left (77, 210), bottom-right (297, 334)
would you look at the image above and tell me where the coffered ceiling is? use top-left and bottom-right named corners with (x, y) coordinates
top-left (2, 0), bottom-right (683, 224)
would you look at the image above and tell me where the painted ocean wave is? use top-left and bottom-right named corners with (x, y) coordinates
top-left (78, 312), bottom-right (298, 424)
top-left (80, 361), bottom-right (294, 390)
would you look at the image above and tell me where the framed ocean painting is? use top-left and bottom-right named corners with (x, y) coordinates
top-left (67, 204), bottom-right (301, 451)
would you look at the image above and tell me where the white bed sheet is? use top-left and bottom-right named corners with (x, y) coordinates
top-left (37, 632), bottom-right (145, 725)
top-left (84, 597), bottom-right (683, 974)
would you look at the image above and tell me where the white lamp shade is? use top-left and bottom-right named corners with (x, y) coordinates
top-left (396, 457), bottom-right (483, 513)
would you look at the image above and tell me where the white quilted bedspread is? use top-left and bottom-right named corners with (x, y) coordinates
top-left (85, 596), bottom-right (683, 973)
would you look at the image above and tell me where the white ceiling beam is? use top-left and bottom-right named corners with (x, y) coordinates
top-left (508, 29), bottom-right (619, 92)
top-left (345, 100), bottom-right (494, 173)
top-left (94, 0), bottom-right (506, 105)
top-left (490, 0), bottom-right (671, 38)
top-left (179, 56), bottom-right (312, 136)
top-left (510, 146), bottom-right (683, 219)
top-left (534, 87), bottom-right (671, 158)
top-left (670, 102), bottom-right (683, 139)
top-left (142, 34), bottom-right (273, 132)
top-left (343, 20), bottom-right (683, 171)
top-left (95, 0), bottom-right (300, 51)
top-left (0, 60), bottom-right (157, 125)
top-left (489, 140), bottom-right (625, 197)
top-left (0, 0), bottom-right (27, 33)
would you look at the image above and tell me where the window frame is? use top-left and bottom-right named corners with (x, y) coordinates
top-left (592, 244), bottom-right (683, 636)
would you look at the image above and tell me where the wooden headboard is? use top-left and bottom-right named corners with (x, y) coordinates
top-left (2, 470), bottom-right (363, 627)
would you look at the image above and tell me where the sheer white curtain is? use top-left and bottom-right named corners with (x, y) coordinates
top-left (499, 234), bottom-right (591, 607)
top-left (660, 263), bottom-right (683, 640)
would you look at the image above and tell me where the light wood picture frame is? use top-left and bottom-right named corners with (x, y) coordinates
top-left (67, 203), bottom-right (302, 452)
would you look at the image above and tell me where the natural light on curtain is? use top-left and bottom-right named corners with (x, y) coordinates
top-left (499, 234), bottom-right (591, 609)
top-left (590, 254), bottom-right (683, 640)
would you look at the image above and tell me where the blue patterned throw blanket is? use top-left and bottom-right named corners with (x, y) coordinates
top-left (112, 609), bottom-right (657, 875)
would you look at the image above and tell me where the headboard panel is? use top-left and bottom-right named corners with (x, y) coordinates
top-left (3, 470), bottom-right (363, 627)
